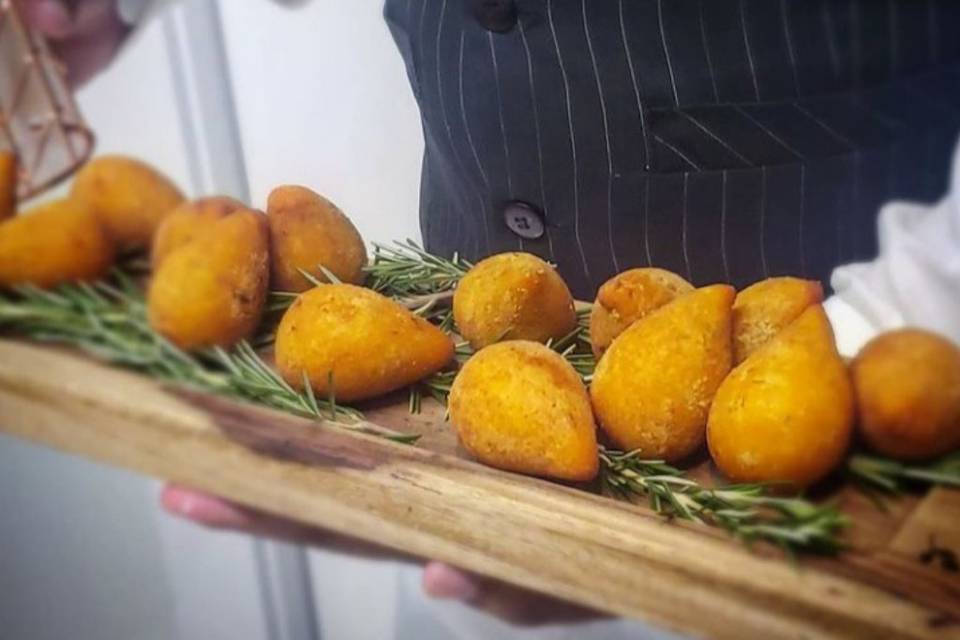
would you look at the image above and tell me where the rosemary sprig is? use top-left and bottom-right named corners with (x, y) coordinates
top-left (0, 278), bottom-right (212, 384)
top-left (408, 386), bottom-right (423, 414)
top-left (266, 291), bottom-right (299, 313)
top-left (408, 369), bottom-right (457, 414)
top-left (848, 452), bottom-right (960, 494)
top-left (204, 341), bottom-right (363, 424)
top-left (364, 243), bottom-right (597, 408)
top-left (453, 339), bottom-right (473, 363)
top-left (433, 307), bottom-right (456, 333)
top-left (365, 239), bottom-right (471, 297)
top-left (408, 339), bottom-right (468, 413)
top-left (560, 347), bottom-right (596, 383)
top-left (0, 275), bottom-right (419, 442)
top-left (262, 265), bottom-right (340, 316)
top-left (546, 321), bottom-right (596, 384)
top-left (600, 447), bottom-right (847, 554)
top-left (575, 304), bottom-right (591, 332)
top-left (371, 248), bottom-right (845, 549)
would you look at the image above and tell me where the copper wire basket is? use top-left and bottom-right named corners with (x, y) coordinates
top-left (0, 0), bottom-right (94, 201)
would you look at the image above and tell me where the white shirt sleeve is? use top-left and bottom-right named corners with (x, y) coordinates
top-left (825, 135), bottom-right (960, 357)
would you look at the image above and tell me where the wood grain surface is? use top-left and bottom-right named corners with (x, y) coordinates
top-left (0, 338), bottom-right (957, 639)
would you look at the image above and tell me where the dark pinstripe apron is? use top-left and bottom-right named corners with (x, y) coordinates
top-left (386, 0), bottom-right (960, 298)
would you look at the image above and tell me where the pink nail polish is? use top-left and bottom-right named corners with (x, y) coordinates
top-left (423, 562), bottom-right (479, 601)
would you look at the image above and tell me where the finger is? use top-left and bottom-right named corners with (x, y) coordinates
top-left (159, 484), bottom-right (418, 563)
top-left (47, 13), bottom-right (131, 86)
top-left (17, 0), bottom-right (75, 39)
top-left (422, 561), bottom-right (604, 627)
top-left (69, 0), bottom-right (123, 37)
top-left (160, 484), bottom-right (252, 528)
top-left (16, 0), bottom-right (130, 87)
top-left (422, 561), bottom-right (479, 600)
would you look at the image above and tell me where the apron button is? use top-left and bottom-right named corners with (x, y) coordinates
top-left (503, 201), bottom-right (545, 240)
top-left (471, 0), bottom-right (518, 34)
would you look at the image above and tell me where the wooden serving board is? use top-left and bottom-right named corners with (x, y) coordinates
top-left (0, 338), bottom-right (958, 639)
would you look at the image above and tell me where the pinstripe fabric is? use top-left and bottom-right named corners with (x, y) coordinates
top-left (385, 0), bottom-right (960, 298)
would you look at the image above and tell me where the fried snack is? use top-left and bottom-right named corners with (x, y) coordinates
top-left (453, 252), bottom-right (577, 349)
top-left (275, 284), bottom-right (454, 402)
top-left (267, 185), bottom-right (367, 291)
top-left (589, 268), bottom-right (693, 357)
top-left (590, 285), bottom-right (735, 462)
top-left (449, 341), bottom-right (598, 481)
top-left (732, 277), bottom-right (823, 364)
top-left (0, 152), bottom-right (16, 221)
top-left (151, 196), bottom-right (244, 268)
top-left (0, 199), bottom-right (115, 288)
top-left (852, 329), bottom-right (960, 461)
top-left (148, 209), bottom-right (268, 350)
top-left (708, 305), bottom-right (854, 488)
top-left (71, 155), bottom-right (185, 251)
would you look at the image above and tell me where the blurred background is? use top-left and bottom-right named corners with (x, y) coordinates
top-left (0, 2), bottom-right (428, 639)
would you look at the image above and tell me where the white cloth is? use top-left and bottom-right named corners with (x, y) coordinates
top-left (825, 136), bottom-right (960, 356)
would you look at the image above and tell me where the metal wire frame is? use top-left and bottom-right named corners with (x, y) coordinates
top-left (0, 0), bottom-right (94, 201)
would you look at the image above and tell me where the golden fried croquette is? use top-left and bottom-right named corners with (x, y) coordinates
top-left (275, 284), bottom-right (454, 402)
top-left (852, 329), bottom-right (960, 461)
top-left (589, 268), bottom-right (693, 357)
top-left (708, 305), bottom-right (854, 488)
top-left (148, 209), bottom-right (269, 350)
top-left (450, 340), bottom-right (598, 481)
top-left (267, 185), bottom-right (367, 291)
top-left (590, 285), bottom-right (735, 463)
top-left (453, 252), bottom-right (577, 349)
top-left (71, 155), bottom-right (185, 251)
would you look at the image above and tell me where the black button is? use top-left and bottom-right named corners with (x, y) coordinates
top-left (503, 201), bottom-right (544, 240)
top-left (471, 0), bottom-right (517, 33)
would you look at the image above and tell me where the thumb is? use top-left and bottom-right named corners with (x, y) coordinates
top-left (422, 561), bottom-right (604, 626)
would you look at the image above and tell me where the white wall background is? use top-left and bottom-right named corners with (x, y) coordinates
top-left (220, 0), bottom-right (424, 243)
top-left (0, 438), bottom-right (180, 640)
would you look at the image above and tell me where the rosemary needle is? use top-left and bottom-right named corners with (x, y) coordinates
top-left (8, 248), bottom-right (954, 557)
top-left (848, 452), bottom-right (960, 494)
top-left (0, 275), bottom-right (387, 435)
top-left (599, 447), bottom-right (847, 554)
top-left (365, 239), bottom-right (471, 297)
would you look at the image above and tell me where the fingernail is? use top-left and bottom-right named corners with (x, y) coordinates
top-left (422, 562), bottom-right (480, 601)
top-left (160, 486), bottom-right (247, 526)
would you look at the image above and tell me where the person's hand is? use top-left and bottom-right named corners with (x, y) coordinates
top-left (16, 0), bottom-right (131, 87)
top-left (160, 484), bottom-right (603, 627)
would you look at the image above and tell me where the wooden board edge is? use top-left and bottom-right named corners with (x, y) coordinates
top-left (0, 339), bottom-right (955, 640)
